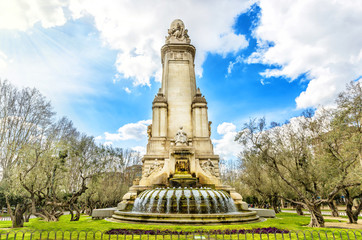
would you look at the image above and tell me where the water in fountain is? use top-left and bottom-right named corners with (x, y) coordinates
top-left (220, 191), bottom-right (237, 212)
top-left (166, 189), bottom-right (174, 213)
top-left (226, 194), bottom-right (238, 212)
top-left (132, 188), bottom-right (239, 214)
top-left (132, 191), bottom-right (144, 212)
top-left (213, 190), bottom-right (227, 212)
top-left (142, 190), bottom-right (155, 212)
top-left (192, 189), bottom-right (202, 213)
top-left (175, 189), bottom-right (183, 213)
top-left (156, 189), bottom-right (167, 213)
top-left (200, 189), bottom-right (211, 213)
top-left (147, 189), bottom-right (160, 212)
top-left (184, 189), bottom-right (191, 214)
top-left (208, 190), bottom-right (220, 213)
top-left (133, 190), bottom-right (151, 212)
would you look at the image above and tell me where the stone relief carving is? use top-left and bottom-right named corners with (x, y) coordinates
top-left (175, 126), bottom-right (188, 146)
top-left (144, 159), bottom-right (163, 177)
top-left (147, 124), bottom-right (152, 139)
top-left (208, 121), bottom-right (212, 137)
top-left (201, 159), bottom-right (217, 177)
top-left (166, 19), bottom-right (191, 44)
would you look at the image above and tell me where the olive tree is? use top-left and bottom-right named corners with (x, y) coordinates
top-left (236, 111), bottom-right (360, 227)
top-left (0, 80), bottom-right (54, 227)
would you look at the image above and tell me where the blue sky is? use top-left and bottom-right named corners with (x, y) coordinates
top-left (1, 0), bottom-right (362, 159)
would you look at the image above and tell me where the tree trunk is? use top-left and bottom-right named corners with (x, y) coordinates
top-left (345, 198), bottom-right (356, 223)
top-left (85, 208), bottom-right (92, 216)
top-left (68, 207), bottom-right (75, 221)
top-left (352, 195), bottom-right (362, 223)
top-left (24, 211), bottom-right (32, 222)
top-left (74, 209), bottom-right (81, 221)
top-left (35, 208), bottom-right (62, 222)
top-left (344, 189), bottom-right (360, 224)
top-left (272, 203), bottom-right (279, 214)
top-left (70, 204), bottom-right (81, 221)
top-left (271, 195), bottom-right (280, 213)
top-left (328, 200), bottom-right (339, 217)
top-left (13, 205), bottom-right (25, 228)
top-left (307, 204), bottom-right (325, 227)
top-left (5, 195), bottom-right (26, 228)
top-left (296, 204), bottom-right (304, 215)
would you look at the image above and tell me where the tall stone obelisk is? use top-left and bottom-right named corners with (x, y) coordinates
top-left (119, 19), bottom-right (246, 211)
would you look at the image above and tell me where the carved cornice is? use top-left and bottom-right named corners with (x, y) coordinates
top-left (161, 44), bottom-right (196, 64)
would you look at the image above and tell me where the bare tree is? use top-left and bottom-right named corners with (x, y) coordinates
top-left (80, 147), bottom-right (142, 214)
top-left (0, 80), bottom-right (54, 227)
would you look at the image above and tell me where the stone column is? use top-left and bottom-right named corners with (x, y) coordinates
top-left (192, 88), bottom-right (208, 137)
top-left (161, 44), bottom-right (196, 138)
top-left (152, 91), bottom-right (167, 137)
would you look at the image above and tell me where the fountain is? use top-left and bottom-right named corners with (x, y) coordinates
top-left (112, 19), bottom-right (259, 224)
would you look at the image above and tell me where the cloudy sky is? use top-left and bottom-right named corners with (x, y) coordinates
top-left (1, 0), bottom-right (362, 160)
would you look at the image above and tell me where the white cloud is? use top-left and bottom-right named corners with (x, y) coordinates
top-left (0, 51), bottom-right (7, 73)
top-left (250, 0), bottom-right (362, 109)
top-left (217, 122), bottom-right (237, 135)
top-left (94, 135), bottom-right (103, 140)
top-left (213, 122), bottom-right (241, 160)
top-left (103, 141), bottom-right (113, 146)
top-left (227, 55), bottom-right (243, 75)
top-left (123, 87), bottom-right (131, 94)
top-left (132, 146), bottom-right (146, 156)
top-left (0, 38), bottom-right (101, 112)
top-left (260, 78), bottom-right (270, 85)
top-left (68, 0), bottom-right (252, 85)
top-left (0, 0), bottom-right (69, 31)
top-left (104, 119), bottom-right (152, 141)
top-left (0, 0), bottom-right (253, 97)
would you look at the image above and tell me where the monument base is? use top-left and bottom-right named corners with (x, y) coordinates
top-left (112, 211), bottom-right (260, 224)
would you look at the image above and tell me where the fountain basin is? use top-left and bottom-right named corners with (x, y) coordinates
top-left (112, 211), bottom-right (260, 224)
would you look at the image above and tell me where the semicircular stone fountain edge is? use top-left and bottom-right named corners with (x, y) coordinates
top-left (112, 187), bottom-right (259, 224)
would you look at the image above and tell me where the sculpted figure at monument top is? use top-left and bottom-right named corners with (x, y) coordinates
top-left (166, 19), bottom-right (191, 44)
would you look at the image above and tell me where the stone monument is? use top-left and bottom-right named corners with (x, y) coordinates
top-left (112, 19), bottom-right (259, 223)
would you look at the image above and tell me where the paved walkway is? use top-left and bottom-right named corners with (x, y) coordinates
top-left (0, 216), bottom-right (36, 221)
top-left (282, 210), bottom-right (362, 217)
top-left (323, 216), bottom-right (362, 229)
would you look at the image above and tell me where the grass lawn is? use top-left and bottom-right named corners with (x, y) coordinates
top-left (0, 212), bottom-right (355, 231)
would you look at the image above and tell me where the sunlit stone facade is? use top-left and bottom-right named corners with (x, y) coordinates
top-left (118, 19), bottom-right (247, 212)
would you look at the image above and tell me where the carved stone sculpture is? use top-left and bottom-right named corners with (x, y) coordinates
top-left (144, 159), bottom-right (163, 177)
top-left (208, 121), bottom-right (212, 137)
top-left (175, 126), bottom-right (188, 146)
top-left (165, 19), bottom-right (191, 44)
top-left (147, 124), bottom-right (152, 139)
top-left (201, 158), bottom-right (217, 177)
